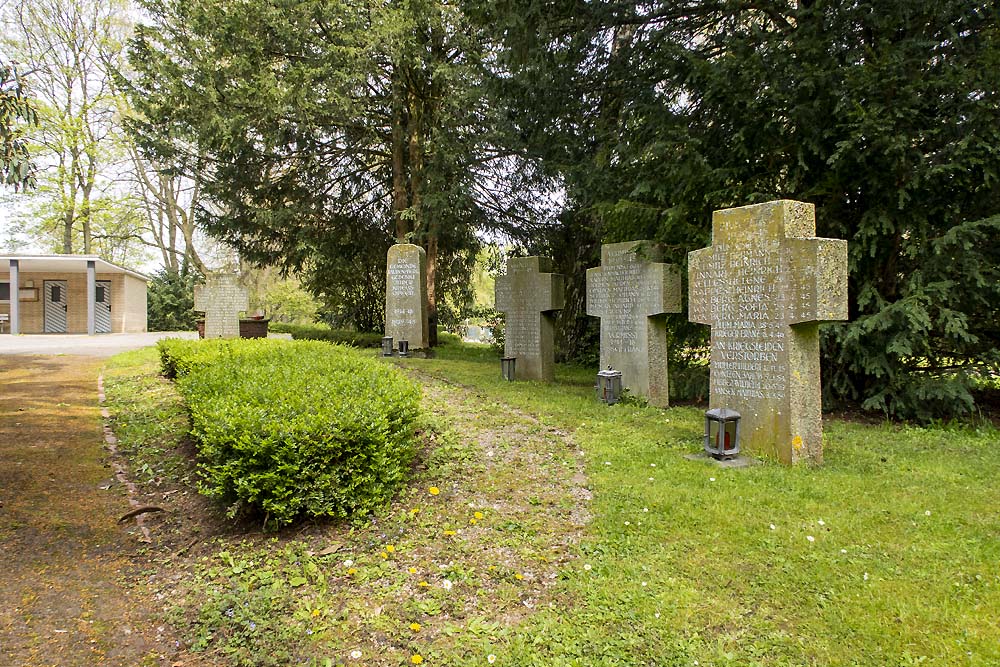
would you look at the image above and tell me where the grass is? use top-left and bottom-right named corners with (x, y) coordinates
top-left (103, 340), bottom-right (1000, 666)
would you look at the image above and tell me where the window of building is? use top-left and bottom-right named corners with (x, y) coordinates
top-left (0, 282), bottom-right (9, 301)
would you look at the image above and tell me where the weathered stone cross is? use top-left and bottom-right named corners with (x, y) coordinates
top-left (194, 273), bottom-right (249, 339)
top-left (688, 200), bottom-right (848, 464)
top-left (495, 256), bottom-right (565, 381)
top-left (586, 241), bottom-right (682, 407)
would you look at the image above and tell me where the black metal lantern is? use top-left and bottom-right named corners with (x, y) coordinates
top-left (382, 336), bottom-right (394, 357)
top-left (501, 356), bottom-right (516, 381)
top-left (596, 367), bottom-right (623, 405)
top-left (397, 340), bottom-right (409, 357)
top-left (704, 408), bottom-right (741, 459)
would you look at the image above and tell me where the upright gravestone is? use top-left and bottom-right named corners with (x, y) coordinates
top-left (495, 257), bottom-right (565, 381)
top-left (194, 273), bottom-right (249, 339)
top-left (688, 200), bottom-right (848, 464)
top-left (586, 241), bottom-right (682, 407)
top-left (385, 244), bottom-right (429, 349)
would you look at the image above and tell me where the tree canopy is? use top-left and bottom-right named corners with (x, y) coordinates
top-left (120, 0), bottom-right (1000, 419)
top-left (127, 0), bottom-right (553, 334)
top-left (0, 60), bottom-right (37, 191)
top-left (477, 0), bottom-right (1000, 419)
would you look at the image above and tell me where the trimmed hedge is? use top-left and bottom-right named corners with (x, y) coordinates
top-left (156, 338), bottom-right (421, 527)
top-left (268, 323), bottom-right (383, 348)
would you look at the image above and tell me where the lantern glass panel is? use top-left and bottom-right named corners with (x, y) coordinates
top-left (724, 421), bottom-right (737, 451)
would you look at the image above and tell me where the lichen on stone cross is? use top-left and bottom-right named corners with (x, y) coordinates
top-left (193, 273), bottom-right (249, 339)
top-left (586, 241), bottom-right (682, 407)
top-left (495, 256), bottom-right (565, 382)
top-left (688, 200), bottom-right (848, 464)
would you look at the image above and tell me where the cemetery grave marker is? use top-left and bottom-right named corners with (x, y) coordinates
top-left (385, 244), bottom-right (429, 350)
top-left (194, 273), bottom-right (249, 339)
top-left (495, 256), bottom-right (565, 381)
top-left (688, 200), bottom-right (848, 464)
top-left (586, 241), bottom-right (682, 407)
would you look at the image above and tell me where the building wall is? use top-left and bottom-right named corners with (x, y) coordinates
top-left (0, 271), bottom-right (148, 334)
top-left (122, 274), bottom-right (148, 332)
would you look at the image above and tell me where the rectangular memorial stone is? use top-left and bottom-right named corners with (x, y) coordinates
top-left (586, 241), bottom-right (682, 407)
top-left (385, 244), bottom-right (429, 349)
top-left (688, 200), bottom-right (848, 464)
top-left (495, 256), bottom-right (564, 381)
top-left (193, 273), bottom-right (248, 339)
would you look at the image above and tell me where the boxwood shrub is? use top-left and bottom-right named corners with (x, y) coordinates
top-left (268, 323), bottom-right (383, 348)
top-left (156, 338), bottom-right (421, 528)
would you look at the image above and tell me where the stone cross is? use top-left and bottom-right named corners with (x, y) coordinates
top-left (194, 273), bottom-right (249, 339)
top-left (385, 244), bottom-right (429, 349)
top-left (688, 200), bottom-right (848, 464)
top-left (586, 241), bottom-right (682, 407)
top-left (495, 256), bottom-right (565, 381)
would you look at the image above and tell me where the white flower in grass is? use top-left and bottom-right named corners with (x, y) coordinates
top-left (488, 655), bottom-right (497, 664)
top-left (604, 461), bottom-right (612, 466)
top-left (583, 563), bottom-right (592, 571)
top-left (925, 510), bottom-right (932, 516)
top-left (709, 477), bottom-right (716, 482)
top-left (806, 535), bottom-right (815, 542)
top-left (441, 578), bottom-right (453, 591)
top-left (769, 524), bottom-right (776, 530)
top-left (343, 559), bottom-right (354, 567)
top-left (350, 649), bottom-right (362, 659)
top-left (864, 572), bottom-right (869, 581)
top-left (818, 519), bottom-right (825, 526)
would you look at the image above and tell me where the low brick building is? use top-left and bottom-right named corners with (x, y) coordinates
top-left (1, 255), bottom-right (148, 335)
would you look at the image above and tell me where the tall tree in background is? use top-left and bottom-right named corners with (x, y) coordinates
top-left (128, 0), bottom-right (551, 338)
top-left (0, 60), bottom-right (37, 191)
top-left (480, 0), bottom-right (1000, 418)
top-left (4, 0), bottom-right (129, 255)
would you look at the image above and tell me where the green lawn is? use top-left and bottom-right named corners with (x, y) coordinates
top-left (104, 340), bottom-right (999, 666)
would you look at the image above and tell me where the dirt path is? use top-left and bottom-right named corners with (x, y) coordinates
top-left (0, 355), bottom-right (182, 667)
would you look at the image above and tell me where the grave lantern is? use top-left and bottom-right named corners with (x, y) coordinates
top-left (501, 357), bottom-right (516, 381)
top-left (704, 408), bottom-right (740, 459)
top-left (381, 336), bottom-right (394, 357)
top-left (596, 367), bottom-right (623, 405)
top-left (398, 340), bottom-right (409, 357)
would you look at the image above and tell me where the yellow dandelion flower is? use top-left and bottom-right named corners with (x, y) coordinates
top-left (410, 508), bottom-right (420, 515)
top-left (311, 609), bottom-right (321, 617)
top-left (469, 518), bottom-right (477, 525)
top-left (515, 573), bottom-right (524, 580)
top-left (386, 545), bottom-right (396, 553)
top-left (381, 551), bottom-right (388, 559)
top-left (418, 580), bottom-right (430, 587)
top-left (347, 568), bottom-right (357, 575)
top-left (474, 511), bottom-right (484, 520)
top-left (409, 567), bottom-right (417, 574)
top-left (411, 656), bottom-right (423, 665)
top-left (410, 622), bottom-right (421, 632)
top-left (443, 530), bottom-right (456, 536)
top-left (429, 487), bottom-right (440, 496)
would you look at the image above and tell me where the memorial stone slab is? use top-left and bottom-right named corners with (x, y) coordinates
top-left (495, 256), bottom-right (565, 381)
top-left (194, 273), bottom-right (249, 339)
top-left (586, 241), bottom-right (682, 407)
top-left (688, 200), bottom-right (848, 464)
top-left (385, 244), bottom-right (429, 349)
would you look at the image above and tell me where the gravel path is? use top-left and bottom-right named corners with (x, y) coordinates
top-left (0, 354), bottom-right (194, 666)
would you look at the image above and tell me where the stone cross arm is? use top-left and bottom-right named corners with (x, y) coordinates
top-left (495, 257), bottom-right (565, 314)
top-left (688, 238), bottom-right (848, 327)
top-left (784, 238), bottom-right (848, 325)
top-left (193, 277), bottom-right (250, 313)
top-left (586, 261), bottom-right (682, 318)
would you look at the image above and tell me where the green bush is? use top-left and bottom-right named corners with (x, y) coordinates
top-left (157, 338), bottom-right (421, 528)
top-left (268, 322), bottom-right (383, 348)
top-left (147, 269), bottom-right (200, 331)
